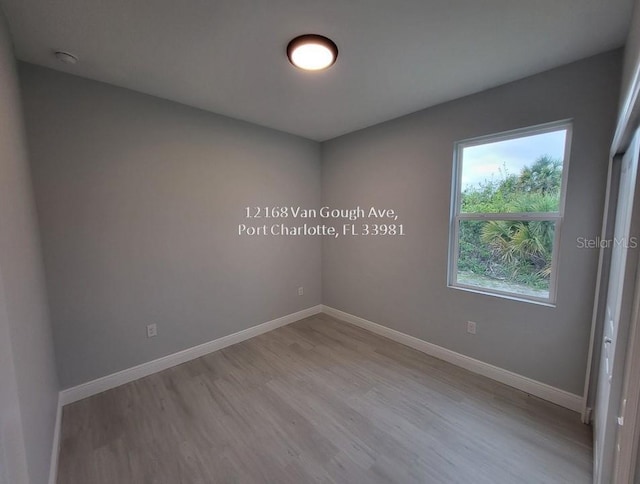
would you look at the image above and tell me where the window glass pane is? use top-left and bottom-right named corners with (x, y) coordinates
top-left (456, 219), bottom-right (556, 299)
top-left (460, 129), bottom-right (567, 214)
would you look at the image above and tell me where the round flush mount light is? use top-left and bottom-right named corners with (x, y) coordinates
top-left (287, 34), bottom-right (338, 71)
top-left (54, 51), bottom-right (79, 65)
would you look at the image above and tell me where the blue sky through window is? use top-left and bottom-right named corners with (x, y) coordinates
top-left (461, 129), bottom-right (567, 191)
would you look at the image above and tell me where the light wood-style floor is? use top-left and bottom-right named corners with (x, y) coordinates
top-left (57, 314), bottom-right (592, 483)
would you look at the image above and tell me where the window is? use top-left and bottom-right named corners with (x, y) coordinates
top-left (449, 121), bottom-right (572, 304)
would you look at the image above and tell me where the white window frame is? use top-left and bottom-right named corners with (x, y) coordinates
top-left (448, 120), bottom-right (573, 305)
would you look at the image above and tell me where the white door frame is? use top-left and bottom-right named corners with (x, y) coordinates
top-left (593, 129), bottom-right (640, 484)
top-left (582, 154), bottom-right (618, 423)
top-left (613, 257), bottom-right (640, 483)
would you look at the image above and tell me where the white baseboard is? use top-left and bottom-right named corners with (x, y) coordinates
top-left (582, 406), bottom-right (593, 424)
top-left (59, 305), bottom-right (322, 406)
top-left (322, 305), bottom-right (584, 413)
top-left (48, 396), bottom-right (62, 484)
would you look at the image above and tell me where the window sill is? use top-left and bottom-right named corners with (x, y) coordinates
top-left (448, 283), bottom-right (557, 308)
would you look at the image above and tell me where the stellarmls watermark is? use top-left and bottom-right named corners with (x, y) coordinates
top-left (576, 237), bottom-right (638, 249)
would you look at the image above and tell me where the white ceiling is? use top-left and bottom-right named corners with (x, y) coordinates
top-left (0, 0), bottom-right (634, 141)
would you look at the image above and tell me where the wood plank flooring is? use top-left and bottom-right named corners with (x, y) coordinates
top-left (56, 313), bottom-right (592, 483)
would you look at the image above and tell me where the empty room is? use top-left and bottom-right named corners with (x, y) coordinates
top-left (4, 0), bottom-right (640, 483)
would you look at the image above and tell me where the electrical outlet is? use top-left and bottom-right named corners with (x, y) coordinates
top-left (147, 323), bottom-right (157, 338)
top-left (467, 321), bottom-right (477, 334)
top-left (298, 286), bottom-right (304, 296)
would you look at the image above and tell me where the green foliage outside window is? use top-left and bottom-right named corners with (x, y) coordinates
top-left (457, 156), bottom-right (562, 292)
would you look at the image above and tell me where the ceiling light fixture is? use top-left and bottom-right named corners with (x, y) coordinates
top-left (54, 51), bottom-right (79, 65)
top-left (287, 34), bottom-right (338, 71)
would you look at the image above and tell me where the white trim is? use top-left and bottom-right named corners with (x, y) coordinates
top-left (611, 48), bottom-right (640, 157)
top-left (47, 396), bottom-right (62, 484)
top-left (59, 305), bottom-right (322, 405)
top-left (456, 212), bottom-right (563, 221)
top-left (448, 120), bottom-right (573, 306)
top-left (582, 153), bottom-right (617, 422)
top-left (583, 406), bottom-right (593, 425)
top-left (322, 305), bottom-right (584, 413)
top-left (448, 284), bottom-right (556, 308)
top-left (613, 257), bottom-right (640, 484)
top-left (457, 120), bottom-right (574, 150)
top-left (449, 282), bottom-right (555, 307)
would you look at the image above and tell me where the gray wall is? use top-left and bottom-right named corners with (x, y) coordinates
top-left (322, 50), bottom-right (621, 395)
top-left (0, 10), bottom-right (59, 484)
top-left (19, 63), bottom-right (322, 389)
